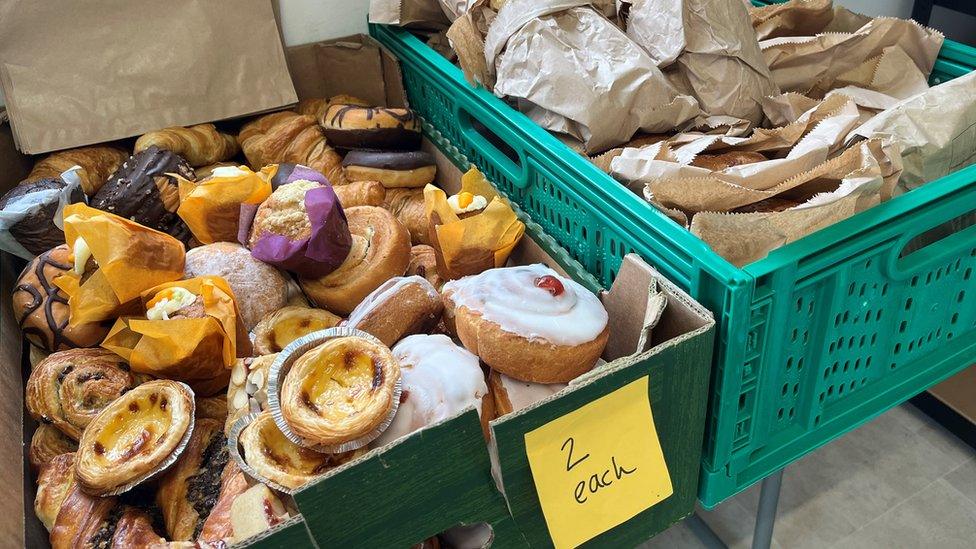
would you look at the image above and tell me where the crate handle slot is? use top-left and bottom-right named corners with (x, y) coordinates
top-left (894, 210), bottom-right (976, 273)
top-left (456, 104), bottom-right (529, 189)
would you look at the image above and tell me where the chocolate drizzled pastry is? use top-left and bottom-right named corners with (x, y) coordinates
top-left (90, 146), bottom-right (194, 242)
top-left (0, 177), bottom-right (85, 257)
top-left (322, 104), bottom-right (421, 151)
top-left (13, 244), bottom-right (111, 351)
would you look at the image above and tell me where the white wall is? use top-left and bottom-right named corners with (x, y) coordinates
top-left (276, 0), bottom-right (370, 46)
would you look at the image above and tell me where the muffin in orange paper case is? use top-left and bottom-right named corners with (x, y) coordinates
top-left (101, 276), bottom-right (252, 396)
top-left (53, 203), bottom-right (185, 326)
top-left (424, 167), bottom-right (525, 280)
top-left (175, 164), bottom-right (273, 244)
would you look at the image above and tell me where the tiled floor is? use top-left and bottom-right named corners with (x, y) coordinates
top-left (642, 404), bottom-right (976, 549)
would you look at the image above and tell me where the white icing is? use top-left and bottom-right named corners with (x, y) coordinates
top-left (346, 276), bottom-right (440, 327)
top-left (447, 193), bottom-right (488, 214)
top-left (442, 264), bottom-right (608, 346)
top-left (499, 373), bottom-right (565, 413)
top-left (209, 165), bottom-right (249, 178)
top-left (72, 236), bottom-right (91, 276)
top-left (146, 287), bottom-right (197, 320)
top-left (373, 334), bottom-right (487, 446)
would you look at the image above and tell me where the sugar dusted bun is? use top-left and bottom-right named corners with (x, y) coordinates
top-left (442, 265), bottom-right (609, 383)
top-left (346, 276), bottom-right (443, 347)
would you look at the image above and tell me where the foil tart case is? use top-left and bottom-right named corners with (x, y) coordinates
top-left (266, 326), bottom-right (402, 454)
top-left (227, 412), bottom-right (300, 495)
top-left (100, 381), bottom-right (197, 496)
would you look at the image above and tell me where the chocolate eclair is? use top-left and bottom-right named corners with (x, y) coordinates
top-left (321, 104), bottom-right (421, 151)
top-left (342, 150), bottom-right (436, 188)
top-left (90, 146), bottom-right (195, 242)
top-left (0, 177), bottom-right (85, 258)
top-left (13, 244), bottom-right (112, 351)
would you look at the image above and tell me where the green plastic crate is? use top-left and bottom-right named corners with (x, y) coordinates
top-left (368, 22), bottom-right (976, 508)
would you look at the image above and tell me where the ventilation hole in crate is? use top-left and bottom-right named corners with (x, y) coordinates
top-left (815, 415), bottom-right (822, 426)
top-left (828, 385), bottom-right (835, 396)
top-left (865, 258), bottom-right (873, 268)
top-left (738, 393), bottom-right (748, 411)
top-left (850, 381), bottom-right (857, 391)
top-left (782, 383), bottom-right (789, 396)
top-left (829, 341), bottom-right (836, 353)
top-left (876, 309), bottom-right (883, 321)
top-left (789, 408), bottom-right (796, 419)
top-left (832, 362), bottom-right (839, 373)
top-left (899, 320), bottom-right (908, 333)
top-left (854, 358), bottom-right (861, 371)
top-left (848, 282), bottom-right (856, 296)
top-left (928, 332), bottom-right (934, 343)
top-left (843, 311), bottom-right (850, 323)
top-left (859, 335), bottom-right (867, 347)
top-left (948, 331), bottom-right (954, 340)
top-left (894, 343), bottom-right (902, 354)
top-left (796, 297), bottom-right (803, 312)
top-left (787, 357), bottom-right (794, 370)
top-left (965, 268), bottom-right (972, 280)
top-left (803, 331), bottom-right (810, 344)
top-left (798, 357), bottom-right (805, 371)
top-left (911, 275), bottom-right (919, 287)
top-left (778, 408), bottom-right (784, 419)
top-left (824, 367), bottom-right (831, 380)
top-left (864, 310), bottom-right (872, 323)
top-left (890, 362), bottom-right (897, 370)
top-left (908, 341), bottom-right (916, 352)
top-left (958, 290), bottom-right (967, 303)
top-left (839, 384), bottom-right (845, 395)
top-left (871, 333), bottom-right (878, 345)
top-left (808, 301), bottom-right (815, 316)
top-left (866, 356), bottom-right (873, 368)
top-left (859, 284), bottom-right (867, 297)
top-left (819, 392), bottom-right (825, 403)
top-left (843, 360), bottom-right (850, 373)
top-left (951, 313), bottom-right (959, 325)
top-left (936, 328), bottom-right (942, 338)
top-left (848, 336), bottom-right (856, 349)
top-left (882, 283), bottom-right (889, 296)
top-left (861, 378), bottom-right (868, 386)
top-left (905, 297), bottom-right (913, 310)
top-left (581, 226), bottom-right (587, 240)
top-left (926, 272), bottom-right (934, 285)
top-left (793, 384), bottom-right (799, 396)
top-left (791, 328), bottom-right (798, 342)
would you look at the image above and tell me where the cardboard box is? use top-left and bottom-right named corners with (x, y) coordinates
top-left (1, 35), bottom-right (715, 548)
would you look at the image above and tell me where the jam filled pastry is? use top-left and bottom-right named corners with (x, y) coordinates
top-left (321, 104), bottom-right (421, 151)
top-left (74, 380), bottom-right (195, 496)
top-left (346, 276), bottom-right (444, 347)
top-left (26, 348), bottom-right (145, 440)
top-left (373, 334), bottom-right (489, 447)
top-left (240, 411), bottom-right (363, 490)
top-left (29, 424), bottom-right (78, 473)
top-left (229, 483), bottom-right (291, 541)
top-left (156, 419), bottom-right (230, 541)
top-left (252, 306), bottom-right (342, 356)
top-left (299, 206), bottom-right (411, 315)
top-left (442, 264), bottom-right (610, 383)
top-left (279, 336), bottom-right (401, 448)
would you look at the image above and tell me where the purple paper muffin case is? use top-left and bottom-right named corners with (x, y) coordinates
top-left (242, 163), bottom-right (353, 278)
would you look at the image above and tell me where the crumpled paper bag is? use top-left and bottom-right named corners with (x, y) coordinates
top-left (54, 203), bottom-right (185, 326)
top-left (369, 0), bottom-right (451, 29)
top-left (848, 70), bottom-right (976, 193)
top-left (622, 0), bottom-right (779, 128)
top-left (424, 168), bottom-right (524, 279)
top-left (749, 0), bottom-right (834, 40)
top-left (691, 138), bottom-right (902, 266)
top-left (481, 0), bottom-right (699, 153)
top-left (102, 276), bottom-right (249, 396)
top-left (176, 165), bottom-right (273, 244)
top-left (760, 17), bottom-right (944, 94)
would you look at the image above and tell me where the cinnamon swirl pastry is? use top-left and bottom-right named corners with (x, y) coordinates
top-left (156, 419), bottom-right (229, 541)
top-left (240, 411), bottom-right (363, 490)
top-left (26, 348), bottom-right (143, 440)
top-left (442, 265), bottom-right (610, 383)
top-left (252, 306), bottom-right (342, 356)
top-left (299, 206), bottom-right (411, 315)
top-left (75, 380), bottom-right (195, 496)
top-left (346, 276), bottom-right (443, 347)
top-left (29, 424), bottom-right (78, 472)
top-left (35, 453), bottom-right (76, 531)
top-left (279, 336), bottom-right (401, 448)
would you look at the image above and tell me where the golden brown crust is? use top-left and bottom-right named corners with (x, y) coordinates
top-left (299, 206), bottom-right (411, 315)
top-left (334, 180), bottom-right (387, 208)
top-left (239, 111), bottom-right (346, 185)
top-left (240, 411), bottom-right (363, 489)
top-left (252, 306), bottom-right (342, 356)
top-left (197, 461), bottom-right (249, 542)
top-left (13, 245), bottom-right (112, 352)
top-left (156, 419), bottom-right (227, 541)
top-left (26, 146), bottom-right (129, 195)
top-left (195, 396), bottom-right (228, 422)
top-left (75, 380), bottom-right (195, 496)
top-left (29, 424), bottom-right (78, 473)
top-left (690, 151), bottom-right (767, 171)
top-left (280, 337), bottom-right (400, 447)
top-left (321, 104), bottom-right (419, 132)
top-left (349, 279), bottom-right (443, 348)
top-left (35, 453), bottom-right (76, 531)
top-left (343, 164), bottom-right (436, 189)
top-left (407, 245), bottom-right (444, 290)
top-left (447, 300), bottom-right (610, 384)
top-left (26, 348), bottom-right (142, 440)
top-left (135, 124), bottom-right (239, 167)
top-left (111, 507), bottom-right (166, 548)
top-left (50, 484), bottom-right (119, 549)
top-left (384, 188), bottom-right (428, 245)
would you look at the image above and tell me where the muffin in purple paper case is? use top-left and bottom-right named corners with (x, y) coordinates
top-left (243, 164), bottom-right (352, 278)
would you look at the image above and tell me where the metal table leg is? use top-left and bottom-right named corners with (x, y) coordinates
top-left (751, 469), bottom-right (784, 549)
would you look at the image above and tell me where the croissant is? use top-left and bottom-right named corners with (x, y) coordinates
top-left (35, 453), bottom-right (76, 531)
top-left (335, 180), bottom-right (386, 208)
top-left (384, 187), bottom-right (429, 245)
top-left (297, 95), bottom-right (370, 121)
top-left (26, 146), bottom-right (129, 195)
top-left (197, 461), bottom-right (250, 542)
top-left (135, 124), bottom-right (239, 167)
top-left (239, 112), bottom-right (347, 185)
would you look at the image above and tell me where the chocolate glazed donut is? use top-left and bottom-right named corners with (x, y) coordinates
top-left (13, 245), bottom-right (111, 351)
top-left (321, 104), bottom-right (421, 151)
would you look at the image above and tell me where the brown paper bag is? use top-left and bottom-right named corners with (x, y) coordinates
top-left (369, 0), bottom-right (452, 29)
top-left (0, 0), bottom-right (297, 153)
top-left (749, 0), bottom-right (834, 40)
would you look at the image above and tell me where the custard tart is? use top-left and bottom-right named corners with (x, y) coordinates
top-left (240, 411), bottom-right (363, 490)
top-left (75, 380), bottom-right (195, 495)
top-left (278, 335), bottom-right (400, 449)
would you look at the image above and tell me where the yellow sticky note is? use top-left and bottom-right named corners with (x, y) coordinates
top-left (524, 376), bottom-right (672, 549)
